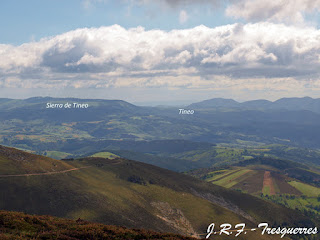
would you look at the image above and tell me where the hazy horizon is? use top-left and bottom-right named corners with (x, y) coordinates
top-left (1, 94), bottom-right (319, 107)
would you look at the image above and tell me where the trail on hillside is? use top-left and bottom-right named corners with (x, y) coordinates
top-left (0, 167), bottom-right (90, 178)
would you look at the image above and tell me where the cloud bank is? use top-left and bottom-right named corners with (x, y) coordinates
top-left (0, 23), bottom-right (320, 90)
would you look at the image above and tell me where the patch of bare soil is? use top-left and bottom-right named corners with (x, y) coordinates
top-left (151, 201), bottom-right (200, 239)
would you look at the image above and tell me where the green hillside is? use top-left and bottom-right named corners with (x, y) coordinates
top-left (190, 157), bottom-right (320, 220)
top-left (168, 144), bottom-right (320, 170)
top-left (87, 149), bottom-right (201, 172)
top-left (0, 146), bottom-right (315, 239)
top-left (0, 145), bottom-right (74, 175)
top-left (57, 142), bottom-right (320, 174)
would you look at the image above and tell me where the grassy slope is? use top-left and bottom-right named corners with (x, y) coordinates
top-left (0, 146), bottom-right (315, 239)
top-left (203, 166), bottom-right (320, 197)
top-left (205, 167), bottom-right (271, 193)
top-left (213, 169), bottom-right (252, 188)
top-left (0, 160), bottom-right (274, 240)
top-left (193, 157), bottom-right (320, 193)
top-left (90, 149), bottom-right (200, 172)
top-left (191, 158), bottom-right (320, 222)
top-left (0, 145), bottom-right (74, 175)
top-left (44, 150), bottom-right (71, 159)
top-left (288, 181), bottom-right (320, 197)
top-left (168, 144), bottom-right (320, 170)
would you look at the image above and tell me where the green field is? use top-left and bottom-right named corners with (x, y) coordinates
top-left (205, 169), bottom-right (238, 182)
top-left (193, 157), bottom-right (320, 219)
top-left (262, 186), bottom-right (270, 195)
top-left (90, 152), bottom-right (119, 159)
top-left (262, 194), bottom-right (320, 217)
top-left (213, 169), bottom-right (252, 188)
top-left (288, 181), bottom-right (320, 197)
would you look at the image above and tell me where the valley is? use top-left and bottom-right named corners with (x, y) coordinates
top-left (0, 145), bottom-right (316, 239)
top-left (3, 97), bottom-right (320, 152)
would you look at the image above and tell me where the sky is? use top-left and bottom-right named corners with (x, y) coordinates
top-left (0, 0), bottom-right (320, 104)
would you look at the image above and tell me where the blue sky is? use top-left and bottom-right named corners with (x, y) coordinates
top-left (0, 0), bottom-right (320, 103)
top-left (0, 0), bottom-right (233, 45)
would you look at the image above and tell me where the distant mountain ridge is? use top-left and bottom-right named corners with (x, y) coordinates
top-left (3, 96), bottom-right (320, 149)
top-left (188, 98), bottom-right (239, 108)
top-left (188, 96), bottom-right (320, 113)
top-left (2, 96), bottom-right (320, 113)
top-left (0, 97), bottom-right (139, 111)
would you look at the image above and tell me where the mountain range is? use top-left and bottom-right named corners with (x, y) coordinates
top-left (188, 97), bottom-right (320, 113)
top-left (2, 96), bottom-right (320, 151)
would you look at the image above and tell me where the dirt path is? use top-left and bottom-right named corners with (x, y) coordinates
top-left (262, 171), bottom-right (276, 195)
top-left (0, 166), bottom-right (90, 178)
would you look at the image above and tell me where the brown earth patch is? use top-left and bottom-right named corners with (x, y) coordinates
top-left (151, 201), bottom-right (199, 238)
top-left (263, 171), bottom-right (276, 195)
top-left (272, 173), bottom-right (302, 195)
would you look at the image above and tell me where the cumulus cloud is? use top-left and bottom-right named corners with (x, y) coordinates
top-left (226, 0), bottom-right (320, 23)
top-left (131, 0), bottom-right (320, 24)
top-left (0, 23), bottom-right (319, 89)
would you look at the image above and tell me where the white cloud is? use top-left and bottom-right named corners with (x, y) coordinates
top-left (226, 0), bottom-right (320, 24)
top-left (179, 10), bottom-right (189, 24)
top-left (83, 0), bottom-right (320, 26)
top-left (129, 0), bottom-right (320, 25)
top-left (0, 23), bottom-right (319, 90)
